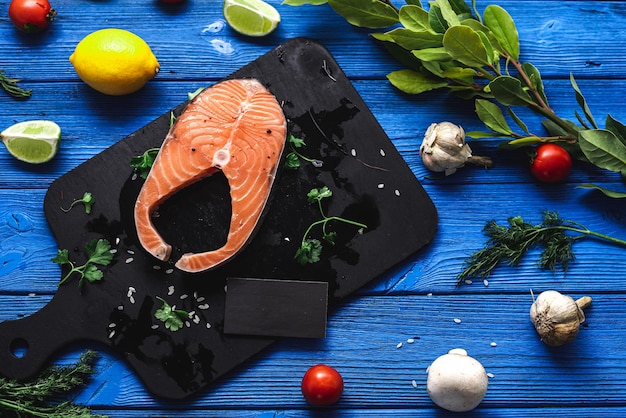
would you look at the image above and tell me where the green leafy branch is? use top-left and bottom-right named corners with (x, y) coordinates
top-left (52, 239), bottom-right (114, 288)
top-left (0, 350), bottom-right (107, 417)
top-left (456, 211), bottom-right (626, 286)
top-left (286, 0), bottom-right (626, 194)
top-left (295, 186), bottom-right (367, 264)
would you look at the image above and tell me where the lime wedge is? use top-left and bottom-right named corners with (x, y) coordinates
top-left (223, 0), bottom-right (281, 37)
top-left (1, 120), bottom-right (61, 164)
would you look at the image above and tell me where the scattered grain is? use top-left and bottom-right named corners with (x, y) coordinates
top-left (351, 148), bottom-right (357, 157)
top-left (198, 303), bottom-right (210, 310)
top-left (168, 285), bottom-right (175, 296)
top-left (453, 318), bottom-right (462, 324)
top-left (125, 257), bottom-right (134, 264)
top-left (396, 342), bottom-right (403, 349)
top-left (487, 373), bottom-right (495, 378)
top-left (394, 189), bottom-right (400, 196)
top-left (380, 149), bottom-right (386, 157)
top-left (411, 380), bottom-right (418, 388)
top-left (377, 183), bottom-right (384, 189)
top-left (490, 342), bottom-right (497, 347)
top-left (407, 338), bottom-right (415, 344)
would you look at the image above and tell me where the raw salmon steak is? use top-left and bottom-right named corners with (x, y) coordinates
top-left (134, 78), bottom-right (287, 273)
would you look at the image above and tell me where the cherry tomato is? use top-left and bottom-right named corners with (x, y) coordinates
top-left (530, 143), bottom-right (572, 183)
top-left (301, 364), bottom-right (344, 406)
top-left (8, 0), bottom-right (56, 33)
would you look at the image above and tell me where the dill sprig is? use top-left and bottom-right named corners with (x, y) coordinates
top-left (0, 350), bottom-right (107, 417)
top-left (456, 211), bottom-right (626, 286)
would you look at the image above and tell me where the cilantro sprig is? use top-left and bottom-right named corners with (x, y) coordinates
top-left (295, 186), bottom-right (367, 264)
top-left (154, 296), bottom-right (189, 332)
top-left (285, 134), bottom-right (323, 170)
top-left (61, 192), bottom-right (95, 215)
top-left (53, 239), bottom-right (114, 288)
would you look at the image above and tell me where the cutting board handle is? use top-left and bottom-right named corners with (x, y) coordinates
top-left (0, 298), bottom-right (87, 381)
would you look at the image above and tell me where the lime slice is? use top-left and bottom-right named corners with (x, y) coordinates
top-left (223, 0), bottom-right (281, 37)
top-left (1, 120), bottom-right (61, 164)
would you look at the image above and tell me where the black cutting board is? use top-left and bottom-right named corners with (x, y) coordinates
top-left (0, 38), bottom-right (437, 400)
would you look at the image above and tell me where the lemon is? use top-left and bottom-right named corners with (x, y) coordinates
top-left (223, 0), bottom-right (281, 37)
top-left (69, 28), bottom-right (160, 96)
top-left (1, 120), bottom-right (61, 164)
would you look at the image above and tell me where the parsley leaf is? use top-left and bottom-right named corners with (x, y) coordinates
top-left (53, 239), bottom-right (114, 288)
top-left (295, 187), bottom-right (367, 264)
top-left (284, 134), bottom-right (323, 170)
top-left (61, 192), bottom-right (95, 215)
top-left (154, 296), bottom-right (189, 332)
top-left (130, 148), bottom-right (160, 179)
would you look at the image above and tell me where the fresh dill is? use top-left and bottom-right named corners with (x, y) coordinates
top-left (0, 350), bottom-right (107, 417)
top-left (456, 211), bottom-right (626, 286)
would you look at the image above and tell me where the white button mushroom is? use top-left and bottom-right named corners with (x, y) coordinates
top-left (426, 348), bottom-right (488, 412)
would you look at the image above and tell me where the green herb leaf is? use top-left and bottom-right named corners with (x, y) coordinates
top-left (295, 238), bottom-right (323, 264)
top-left (521, 62), bottom-right (548, 107)
top-left (386, 27), bottom-right (443, 50)
top-left (482, 4), bottom-right (519, 60)
top-left (328, 0), bottom-right (399, 28)
top-left (443, 25), bottom-right (491, 67)
top-left (155, 296), bottom-right (189, 332)
top-left (570, 72), bottom-right (598, 129)
top-left (386, 69), bottom-right (448, 94)
top-left (488, 76), bottom-right (533, 106)
top-left (0, 70), bottom-right (32, 99)
top-left (434, 0), bottom-right (461, 27)
top-left (399, 5), bottom-right (431, 32)
top-left (577, 183), bottom-right (626, 199)
top-left (605, 114), bottom-right (626, 147)
top-left (578, 129), bottom-right (626, 172)
top-left (54, 239), bottom-right (114, 287)
top-left (131, 148), bottom-right (160, 179)
top-left (285, 152), bottom-right (301, 170)
top-left (61, 192), bottom-right (95, 215)
top-left (475, 99), bottom-right (513, 135)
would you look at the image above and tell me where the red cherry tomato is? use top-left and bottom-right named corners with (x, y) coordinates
top-left (8, 0), bottom-right (56, 33)
top-left (530, 143), bottom-right (572, 183)
top-left (301, 364), bottom-right (344, 406)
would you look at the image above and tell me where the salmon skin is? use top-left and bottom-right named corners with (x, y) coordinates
top-left (134, 78), bottom-right (287, 273)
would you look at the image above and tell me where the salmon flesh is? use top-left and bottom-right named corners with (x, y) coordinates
top-left (134, 78), bottom-right (287, 273)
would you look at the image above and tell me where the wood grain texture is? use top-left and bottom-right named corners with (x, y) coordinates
top-left (2, 0), bottom-right (626, 415)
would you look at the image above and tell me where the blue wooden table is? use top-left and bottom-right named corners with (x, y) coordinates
top-left (2, 0), bottom-right (626, 416)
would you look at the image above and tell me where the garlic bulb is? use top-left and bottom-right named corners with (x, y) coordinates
top-left (420, 122), bottom-right (493, 176)
top-left (529, 290), bottom-right (592, 346)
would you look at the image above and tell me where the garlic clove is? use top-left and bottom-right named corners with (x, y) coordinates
top-left (529, 290), bottom-right (592, 346)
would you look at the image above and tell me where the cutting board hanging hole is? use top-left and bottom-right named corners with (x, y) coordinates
top-left (10, 337), bottom-right (29, 359)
